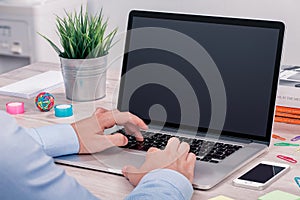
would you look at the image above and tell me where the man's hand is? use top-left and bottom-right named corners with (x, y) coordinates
top-left (71, 107), bottom-right (148, 154)
top-left (122, 137), bottom-right (196, 186)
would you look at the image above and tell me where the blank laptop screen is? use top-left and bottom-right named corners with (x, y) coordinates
top-left (118, 11), bottom-right (284, 141)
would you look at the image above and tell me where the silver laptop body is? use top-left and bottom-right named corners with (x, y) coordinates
top-left (56, 10), bottom-right (285, 190)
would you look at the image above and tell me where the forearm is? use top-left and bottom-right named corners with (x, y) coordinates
top-left (125, 169), bottom-right (194, 200)
top-left (0, 112), bottom-right (98, 200)
top-left (25, 124), bottom-right (79, 157)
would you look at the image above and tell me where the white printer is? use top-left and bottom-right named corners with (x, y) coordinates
top-left (0, 0), bottom-right (86, 74)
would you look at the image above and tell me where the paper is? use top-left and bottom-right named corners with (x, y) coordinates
top-left (0, 71), bottom-right (63, 99)
top-left (258, 190), bottom-right (300, 200)
top-left (208, 195), bottom-right (234, 200)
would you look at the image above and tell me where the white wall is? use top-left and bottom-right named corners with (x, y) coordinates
top-left (88, 0), bottom-right (300, 70)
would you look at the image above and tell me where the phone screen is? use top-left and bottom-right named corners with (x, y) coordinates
top-left (238, 163), bottom-right (285, 183)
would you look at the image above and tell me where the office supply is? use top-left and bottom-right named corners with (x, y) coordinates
top-left (35, 92), bottom-right (55, 112)
top-left (6, 102), bottom-right (24, 114)
top-left (291, 136), bottom-right (300, 142)
top-left (258, 190), bottom-right (300, 200)
top-left (0, 71), bottom-right (63, 99)
top-left (274, 142), bottom-right (300, 146)
top-left (272, 134), bottom-right (286, 141)
top-left (55, 10), bottom-right (285, 190)
top-left (277, 155), bottom-right (297, 164)
top-left (54, 104), bottom-right (73, 117)
top-left (274, 116), bottom-right (300, 125)
top-left (208, 195), bottom-right (234, 200)
top-left (275, 111), bottom-right (300, 119)
top-left (277, 66), bottom-right (300, 109)
top-left (295, 177), bottom-right (300, 188)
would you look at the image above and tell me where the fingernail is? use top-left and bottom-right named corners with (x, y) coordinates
top-left (123, 136), bottom-right (128, 145)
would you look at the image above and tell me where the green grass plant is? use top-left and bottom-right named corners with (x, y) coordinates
top-left (39, 6), bottom-right (117, 59)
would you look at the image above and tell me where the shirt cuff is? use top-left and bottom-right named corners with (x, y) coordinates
top-left (26, 124), bottom-right (80, 157)
top-left (140, 169), bottom-right (194, 199)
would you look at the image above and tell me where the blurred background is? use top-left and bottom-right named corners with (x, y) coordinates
top-left (0, 0), bottom-right (298, 74)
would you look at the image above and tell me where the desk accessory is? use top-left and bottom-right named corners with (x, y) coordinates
top-left (272, 134), bottom-right (286, 141)
top-left (6, 102), bottom-right (24, 114)
top-left (0, 71), bottom-right (63, 99)
top-left (208, 195), bottom-right (234, 200)
top-left (277, 65), bottom-right (300, 109)
top-left (35, 92), bottom-right (55, 112)
top-left (291, 136), bottom-right (300, 141)
top-left (295, 177), bottom-right (300, 189)
top-left (54, 104), bottom-right (73, 117)
top-left (275, 106), bottom-right (300, 125)
top-left (258, 190), bottom-right (300, 200)
top-left (277, 155), bottom-right (297, 164)
top-left (39, 6), bottom-right (117, 102)
top-left (274, 142), bottom-right (300, 146)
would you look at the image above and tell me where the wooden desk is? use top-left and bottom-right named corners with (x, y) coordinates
top-left (0, 63), bottom-right (299, 199)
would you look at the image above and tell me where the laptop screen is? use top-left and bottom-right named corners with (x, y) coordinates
top-left (118, 11), bottom-right (284, 142)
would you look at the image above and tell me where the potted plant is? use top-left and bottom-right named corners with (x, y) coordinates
top-left (39, 6), bottom-right (117, 101)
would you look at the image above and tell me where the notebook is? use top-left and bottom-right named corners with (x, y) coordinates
top-left (0, 71), bottom-right (63, 98)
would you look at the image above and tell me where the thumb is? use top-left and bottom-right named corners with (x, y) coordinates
top-left (122, 165), bottom-right (144, 186)
top-left (95, 134), bottom-right (128, 153)
top-left (104, 133), bottom-right (128, 147)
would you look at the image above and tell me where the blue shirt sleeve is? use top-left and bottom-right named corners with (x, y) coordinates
top-left (0, 111), bottom-right (193, 200)
top-left (0, 111), bottom-right (98, 200)
top-left (125, 169), bottom-right (194, 200)
top-left (25, 124), bottom-right (80, 157)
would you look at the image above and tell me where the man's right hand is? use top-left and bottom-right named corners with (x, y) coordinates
top-left (122, 137), bottom-right (196, 186)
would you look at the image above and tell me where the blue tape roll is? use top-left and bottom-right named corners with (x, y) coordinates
top-left (54, 104), bottom-right (73, 117)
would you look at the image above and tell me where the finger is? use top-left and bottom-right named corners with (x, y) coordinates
top-left (177, 142), bottom-right (190, 158)
top-left (165, 137), bottom-right (180, 153)
top-left (147, 147), bottom-right (160, 153)
top-left (99, 134), bottom-right (128, 150)
top-left (115, 111), bottom-right (148, 130)
top-left (122, 165), bottom-right (144, 186)
top-left (95, 107), bottom-right (108, 114)
top-left (187, 152), bottom-right (196, 163)
top-left (186, 152), bottom-right (196, 183)
top-left (124, 125), bottom-right (144, 141)
top-left (129, 114), bottom-right (148, 130)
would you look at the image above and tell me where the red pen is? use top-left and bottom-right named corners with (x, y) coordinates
top-left (277, 155), bottom-right (297, 164)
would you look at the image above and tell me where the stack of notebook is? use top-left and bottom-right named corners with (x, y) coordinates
top-left (275, 106), bottom-right (300, 125)
top-left (275, 65), bottom-right (300, 125)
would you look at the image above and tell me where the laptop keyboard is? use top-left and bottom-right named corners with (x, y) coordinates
top-left (113, 129), bottom-right (243, 164)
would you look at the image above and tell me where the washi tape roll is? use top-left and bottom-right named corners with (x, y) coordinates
top-left (54, 104), bottom-right (73, 117)
top-left (6, 102), bottom-right (25, 114)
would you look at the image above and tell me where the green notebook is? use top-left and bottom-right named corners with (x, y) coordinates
top-left (258, 190), bottom-right (300, 200)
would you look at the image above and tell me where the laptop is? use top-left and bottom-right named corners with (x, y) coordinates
top-left (55, 10), bottom-right (285, 190)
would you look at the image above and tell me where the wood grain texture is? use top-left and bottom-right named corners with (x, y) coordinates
top-left (0, 63), bottom-right (299, 200)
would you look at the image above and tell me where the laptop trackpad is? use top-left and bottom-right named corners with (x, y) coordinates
top-left (90, 147), bottom-right (146, 171)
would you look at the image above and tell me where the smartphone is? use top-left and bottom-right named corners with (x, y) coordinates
top-left (233, 161), bottom-right (290, 190)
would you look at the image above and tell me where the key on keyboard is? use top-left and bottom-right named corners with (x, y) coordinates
top-left (113, 129), bottom-right (243, 164)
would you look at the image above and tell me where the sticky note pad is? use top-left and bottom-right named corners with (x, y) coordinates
top-left (258, 190), bottom-right (300, 200)
top-left (209, 195), bottom-right (234, 200)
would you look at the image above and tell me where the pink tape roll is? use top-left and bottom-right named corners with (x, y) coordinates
top-left (6, 102), bottom-right (25, 114)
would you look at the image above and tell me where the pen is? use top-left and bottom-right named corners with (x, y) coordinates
top-left (274, 142), bottom-right (300, 147)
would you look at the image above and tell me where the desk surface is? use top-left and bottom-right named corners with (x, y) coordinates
top-left (0, 62), bottom-right (299, 199)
